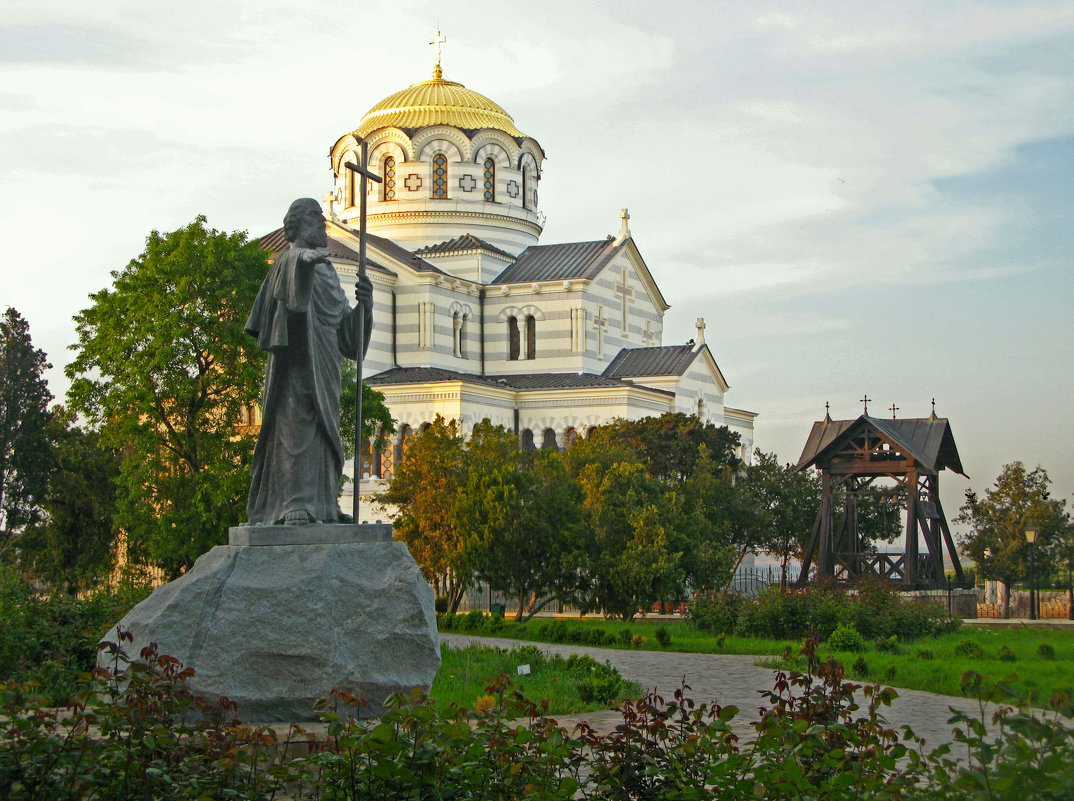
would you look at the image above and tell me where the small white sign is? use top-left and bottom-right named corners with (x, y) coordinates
top-left (517, 664), bottom-right (531, 676)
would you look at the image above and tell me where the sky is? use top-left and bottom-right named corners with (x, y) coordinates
top-left (2, 0), bottom-right (1073, 527)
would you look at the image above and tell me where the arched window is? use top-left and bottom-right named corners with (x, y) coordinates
top-left (396, 424), bottom-right (413, 468)
top-left (564, 428), bottom-right (579, 450)
top-left (522, 168), bottom-right (528, 209)
top-left (541, 428), bottom-right (558, 451)
top-left (520, 429), bottom-right (535, 452)
top-left (432, 154), bottom-right (447, 199)
top-left (483, 157), bottom-right (495, 202)
top-left (697, 397), bottom-right (705, 419)
top-left (453, 311), bottom-right (461, 357)
top-left (525, 315), bottom-right (536, 360)
top-left (508, 316), bottom-right (520, 360)
top-left (382, 156), bottom-right (396, 201)
top-left (376, 432), bottom-right (394, 479)
top-left (345, 157), bottom-right (358, 207)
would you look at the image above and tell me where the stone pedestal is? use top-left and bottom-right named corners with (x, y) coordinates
top-left (101, 523), bottom-right (440, 722)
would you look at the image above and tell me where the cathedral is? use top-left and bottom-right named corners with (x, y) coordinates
top-left (258, 56), bottom-right (756, 512)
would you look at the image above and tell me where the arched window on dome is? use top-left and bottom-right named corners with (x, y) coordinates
top-left (507, 316), bottom-right (520, 361)
top-left (432, 154), bottom-right (448, 199)
top-left (522, 168), bottom-right (528, 209)
top-left (483, 157), bottom-right (495, 202)
top-left (382, 156), bottom-right (396, 201)
top-left (525, 315), bottom-right (536, 360)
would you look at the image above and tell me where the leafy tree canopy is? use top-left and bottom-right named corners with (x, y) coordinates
top-left (378, 416), bottom-right (469, 608)
top-left (0, 307), bottom-right (54, 560)
top-left (957, 461), bottom-right (1071, 585)
top-left (18, 407), bottom-right (119, 595)
top-left (579, 413), bottom-right (740, 485)
top-left (457, 421), bottom-right (583, 621)
top-left (742, 450), bottom-right (821, 587)
top-left (66, 217), bottom-right (268, 577)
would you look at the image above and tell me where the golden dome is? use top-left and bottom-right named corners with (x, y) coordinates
top-left (354, 67), bottom-right (527, 139)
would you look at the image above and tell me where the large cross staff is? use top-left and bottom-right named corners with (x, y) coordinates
top-left (344, 140), bottom-right (381, 523)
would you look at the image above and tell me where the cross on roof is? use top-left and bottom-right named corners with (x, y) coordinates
top-left (321, 190), bottom-right (336, 222)
top-left (861, 394), bottom-right (871, 414)
top-left (429, 28), bottom-right (446, 74)
top-left (825, 401), bottom-right (830, 420)
top-left (890, 403), bottom-right (899, 419)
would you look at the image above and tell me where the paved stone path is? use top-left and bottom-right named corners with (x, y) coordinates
top-left (442, 633), bottom-right (987, 750)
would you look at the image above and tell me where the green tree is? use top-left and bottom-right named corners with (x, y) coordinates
top-left (957, 462), bottom-right (1070, 614)
top-left (582, 413), bottom-right (740, 485)
top-left (743, 450), bottom-right (821, 588)
top-left (18, 409), bottom-right (119, 595)
top-left (573, 460), bottom-right (683, 620)
top-left (66, 217), bottom-right (268, 577)
top-left (339, 358), bottom-right (396, 462)
top-left (458, 422), bottom-right (582, 622)
top-left (378, 415), bottom-right (469, 610)
top-left (0, 307), bottom-right (54, 560)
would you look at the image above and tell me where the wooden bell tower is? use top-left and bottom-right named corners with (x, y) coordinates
top-left (795, 409), bottom-right (968, 589)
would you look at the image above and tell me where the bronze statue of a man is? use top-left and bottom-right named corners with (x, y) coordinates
top-left (244, 198), bottom-right (373, 525)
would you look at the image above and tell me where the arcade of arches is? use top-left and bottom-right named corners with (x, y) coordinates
top-left (358, 422), bottom-right (591, 481)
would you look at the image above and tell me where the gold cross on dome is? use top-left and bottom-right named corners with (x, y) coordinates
top-left (429, 28), bottom-right (446, 72)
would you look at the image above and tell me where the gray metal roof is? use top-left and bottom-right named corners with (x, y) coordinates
top-left (415, 234), bottom-right (514, 260)
top-left (366, 367), bottom-right (673, 396)
top-left (490, 238), bottom-right (620, 284)
top-left (797, 415), bottom-right (966, 476)
top-left (603, 344), bottom-right (698, 378)
top-left (365, 367), bottom-right (503, 388)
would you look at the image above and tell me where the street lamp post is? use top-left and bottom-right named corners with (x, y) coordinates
top-left (1025, 525), bottom-right (1039, 620)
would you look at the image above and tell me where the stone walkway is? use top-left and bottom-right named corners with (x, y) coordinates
top-left (442, 633), bottom-right (988, 750)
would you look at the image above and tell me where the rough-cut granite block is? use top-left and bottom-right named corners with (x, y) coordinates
top-left (101, 535), bottom-right (439, 722)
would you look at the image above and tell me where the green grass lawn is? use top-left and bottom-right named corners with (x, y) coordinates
top-left (797, 625), bottom-right (1074, 705)
top-left (439, 615), bottom-right (1074, 707)
top-left (430, 642), bottom-right (643, 715)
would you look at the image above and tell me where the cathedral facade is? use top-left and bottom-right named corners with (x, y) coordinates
top-left (258, 63), bottom-right (756, 511)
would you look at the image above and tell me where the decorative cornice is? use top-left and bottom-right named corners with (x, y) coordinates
top-left (341, 208), bottom-right (543, 237)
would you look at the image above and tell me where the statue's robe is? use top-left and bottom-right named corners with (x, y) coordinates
top-left (244, 246), bottom-right (371, 524)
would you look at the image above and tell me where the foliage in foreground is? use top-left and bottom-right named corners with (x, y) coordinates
top-left (4, 636), bottom-right (1074, 800)
top-left (0, 566), bottom-right (152, 706)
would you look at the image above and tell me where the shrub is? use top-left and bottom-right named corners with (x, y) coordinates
top-left (617, 627), bottom-right (633, 646)
top-left (998, 645), bottom-right (1017, 662)
top-left (0, 567), bottom-right (152, 705)
top-left (875, 635), bottom-right (901, 654)
top-left (954, 640), bottom-right (985, 659)
top-left (434, 595), bottom-right (449, 613)
top-left (630, 635), bottom-right (647, 648)
top-left (1038, 643), bottom-right (1056, 660)
top-left (654, 626), bottom-right (671, 648)
top-left (460, 609), bottom-right (486, 631)
top-left (917, 648), bottom-right (934, 660)
top-left (685, 590), bottom-right (744, 636)
top-left (827, 623), bottom-right (866, 653)
top-left (851, 655), bottom-right (869, 677)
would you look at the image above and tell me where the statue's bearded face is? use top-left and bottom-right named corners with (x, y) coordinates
top-left (298, 209), bottom-right (328, 248)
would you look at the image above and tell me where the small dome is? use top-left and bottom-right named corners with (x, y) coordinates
top-left (354, 67), bottom-right (528, 139)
